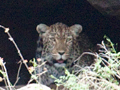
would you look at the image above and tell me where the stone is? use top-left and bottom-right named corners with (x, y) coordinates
top-left (87, 0), bottom-right (120, 17)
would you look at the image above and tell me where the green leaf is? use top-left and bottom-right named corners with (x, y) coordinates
top-left (31, 75), bottom-right (38, 80)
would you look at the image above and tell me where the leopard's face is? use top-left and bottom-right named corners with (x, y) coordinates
top-left (36, 23), bottom-right (82, 67)
top-left (49, 30), bottom-right (72, 62)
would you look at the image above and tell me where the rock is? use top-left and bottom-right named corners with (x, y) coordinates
top-left (87, 0), bottom-right (120, 17)
top-left (17, 83), bottom-right (51, 90)
top-left (0, 87), bottom-right (5, 90)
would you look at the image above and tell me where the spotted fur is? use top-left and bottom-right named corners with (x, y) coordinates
top-left (35, 23), bottom-right (93, 85)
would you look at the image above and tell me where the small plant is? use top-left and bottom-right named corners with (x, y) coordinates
top-left (51, 68), bottom-right (89, 90)
top-left (0, 25), bottom-right (50, 90)
top-left (52, 36), bottom-right (120, 90)
top-left (27, 58), bottom-right (47, 84)
top-left (0, 57), bottom-right (14, 90)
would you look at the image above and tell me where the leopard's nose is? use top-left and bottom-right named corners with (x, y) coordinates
top-left (58, 52), bottom-right (65, 55)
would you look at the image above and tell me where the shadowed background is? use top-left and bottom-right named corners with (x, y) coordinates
top-left (0, 0), bottom-right (120, 85)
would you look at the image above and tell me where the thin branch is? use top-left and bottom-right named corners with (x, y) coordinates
top-left (2, 63), bottom-right (12, 90)
top-left (0, 25), bottom-right (31, 86)
top-left (13, 62), bottom-right (22, 86)
top-left (74, 52), bottom-right (97, 64)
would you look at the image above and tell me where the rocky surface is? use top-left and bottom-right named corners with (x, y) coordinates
top-left (17, 83), bottom-right (51, 90)
top-left (87, 0), bottom-right (120, 18)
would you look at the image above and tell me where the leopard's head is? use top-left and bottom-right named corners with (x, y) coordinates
top-left (36, 23), bottom-right (82, 67)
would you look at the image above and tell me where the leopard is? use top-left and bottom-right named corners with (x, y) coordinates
top-left (35, 22), bottom-right (93, 86)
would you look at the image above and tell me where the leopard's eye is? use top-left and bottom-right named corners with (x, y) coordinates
top-left (49, 36), bottom-right (56, 44)
top-left (66, 36), bottom-right (72, 42)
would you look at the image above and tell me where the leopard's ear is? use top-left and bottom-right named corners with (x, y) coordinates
top-left (70, 24), bottom-right (82, 36)
top-left (36, 24), bottom-right (49, 34)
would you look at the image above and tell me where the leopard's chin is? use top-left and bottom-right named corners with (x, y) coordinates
top-left (54, 63), bottom-right (66, 67)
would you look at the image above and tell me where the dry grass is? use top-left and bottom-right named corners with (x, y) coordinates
top-left (54, 37), bottom-right (120, 90)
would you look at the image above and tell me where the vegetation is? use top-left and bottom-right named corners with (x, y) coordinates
top-left (52, 36), bottom-right (120, 90)
top-left (0, 25), bottom-right (49, 90)
top-left (0, 25), bottom-right (120, 90)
